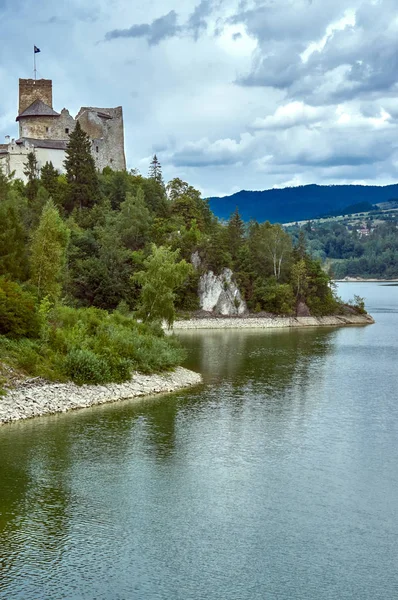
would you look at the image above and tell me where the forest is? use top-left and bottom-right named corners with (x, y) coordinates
top-left (0, 123), bottom-right (354, 386)
top-left (289, 220), bottom-right (398, 279)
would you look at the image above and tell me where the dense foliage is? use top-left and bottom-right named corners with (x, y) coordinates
top-left (0, 137), bottom-right (350, 384)
top-left (289, 220), bottom-right (398, 279)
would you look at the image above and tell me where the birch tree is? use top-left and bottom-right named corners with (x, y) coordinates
top-left (30, 200), bottom-right (69, 301)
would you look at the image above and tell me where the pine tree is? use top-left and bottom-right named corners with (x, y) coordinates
top-left (40, 161), bottom-right (60, 204)
top-left (63, 121), bottom-right (99, 213)
top-left (30, 200), bottom-right (70, 301)
top-left (148, 154), bottom-right (163, 185)
top-left (23, 151), bottom-right (40, 203)
top-left (226, 208), bottom-right (245, 263)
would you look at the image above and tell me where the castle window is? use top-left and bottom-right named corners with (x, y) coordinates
top-left (96, 146), bottom-right (99, 153)
top-left (65, 128), bottom-right (69, 134)
top-left (46, 127), bottom-right (49, 133)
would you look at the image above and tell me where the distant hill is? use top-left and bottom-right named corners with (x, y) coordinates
top-left (207, 184), bottom-right (398, 224)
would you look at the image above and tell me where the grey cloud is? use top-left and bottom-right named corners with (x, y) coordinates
top-left (187, 0), bottom-right (212, 40)
top-left (232, 32), bottom-right (242, 40)
top-left (236, 0), bottom-right (398, 105)
top-left (105, 11), bottom-right (180, 45)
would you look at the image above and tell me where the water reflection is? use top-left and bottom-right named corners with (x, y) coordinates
top-left (1, 307), bottom-right (395, 600)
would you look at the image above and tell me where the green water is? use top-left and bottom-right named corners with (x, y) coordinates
top-left (0, 282), bottom-right (397, 599)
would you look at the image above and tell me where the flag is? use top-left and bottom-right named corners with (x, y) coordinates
top-left (34, 46), bottom-right (40, 53)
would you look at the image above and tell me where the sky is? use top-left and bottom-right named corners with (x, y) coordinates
top-left (1, 0), bottom-right (398, 197)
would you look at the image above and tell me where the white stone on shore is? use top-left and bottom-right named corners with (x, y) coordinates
top-left (171, 314), bottom-right (375, 330)
top-left (0, 367), bottom-right (202, 426)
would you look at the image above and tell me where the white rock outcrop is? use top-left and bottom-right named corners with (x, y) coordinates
top-left (198, 268), bottom-right (247, 316)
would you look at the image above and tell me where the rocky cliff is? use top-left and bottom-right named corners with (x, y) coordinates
top-left (198, 268), bottom-right (247, 316)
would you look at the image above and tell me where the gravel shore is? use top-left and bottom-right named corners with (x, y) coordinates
top-left (0, 367), bottom-right (202, 426)
top-left (172, 314), bottom-right (375, 330)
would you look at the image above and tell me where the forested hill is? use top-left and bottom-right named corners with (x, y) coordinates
top-left (208, 184), bottom-right (398, 223)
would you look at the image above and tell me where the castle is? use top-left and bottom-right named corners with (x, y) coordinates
top-left (0, 78), bottom-right (126, 181)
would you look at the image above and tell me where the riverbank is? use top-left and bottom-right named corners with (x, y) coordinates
top-left (172, 314), bottom-right (374, 330)
top-left (334, 277), bottom-right (398, 282)
top-left (0, 367), bottom-right (202, 426)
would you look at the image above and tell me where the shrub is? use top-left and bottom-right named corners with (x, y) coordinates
top-left (0, 278), bottom-right (40, 338)
top-left (62, 348), bottom-right (111, 385)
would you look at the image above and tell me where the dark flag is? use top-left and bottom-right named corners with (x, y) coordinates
top-left (34, 45), bottom-right (41, 53)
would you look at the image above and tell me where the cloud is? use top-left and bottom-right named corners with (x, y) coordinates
top-left (235, 0), bottom-right (398, 106)
top-left (170, 134), bottom-right (254, 167)
top-left (105, 11), bottom-right (180, 45)
top-left (2, 0), bottom-right (398, 198)
top-left (186, 0), bottom-right (212, 40)
top-left (251, 102), bottom-right (328, 130)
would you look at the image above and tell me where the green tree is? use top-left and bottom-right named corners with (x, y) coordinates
top-left (0, 196), bottom-right (28, 281)
top-left (134, 244), bottom-right (193, 327)
top-left (40, 161), bottom-right (61, 205)
top-left (30, 200), bottom-right (70, 301)
top-left (226, 208), bottom-right (245, 264)
top-left (63, 121), bottom-right (99, 213)
top-left (117, 188), bottom-right (152, 250)
top-left (148, 154), bottom-right (163, 185)
top-left (0, 162), bottom-right (12, 200)
top-left (23, 151), bottom-right (40, 203)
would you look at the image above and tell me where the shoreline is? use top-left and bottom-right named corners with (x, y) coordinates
top-left (0, 367), bottom-right (202, 426)
top-left (334, 278), bottom-right (398, 282)
top-left (172, 314), bottom-right (375, 330)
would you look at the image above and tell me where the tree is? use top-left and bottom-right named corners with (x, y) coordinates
top-left (291, 258), bottom-right (308, 300)
top-left (40, 161), bottom-right (61, 206)
top-left (30, 200), bottom-right (70, 301)
top-left (23, 151), bottom-right (40, 203)
top-left (134, 244), bottom-right (193, 327)
top-left (148, 154), bottom-right (163, 185)
top-left (63, 121), bottom-right (99, 213)
top-left (0, 162), bottom-right (11, 200)
top-left (117, 188), bottom-right (152, 250)
top-left (226, 208), bottom-right (245, 263)
top-left (0, 196), bottom-right (28, 281)
top-left (258, 223), bottom-right (292, 280)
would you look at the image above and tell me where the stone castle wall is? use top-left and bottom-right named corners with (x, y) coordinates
top-left (77, 107), bottom-right (126, 171)
top-left (19, 78), bottom-right (53, 113)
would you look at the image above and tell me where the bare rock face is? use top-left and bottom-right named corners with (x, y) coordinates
top-left (191, 251), bottom-right (201, 270)
top-left (198, 268), bottom-right (247, 316)
top-left (296, 301), bottom-right (311, 317)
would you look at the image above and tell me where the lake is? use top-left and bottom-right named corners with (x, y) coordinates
top-left (0, 282), bottom-right (397, 599)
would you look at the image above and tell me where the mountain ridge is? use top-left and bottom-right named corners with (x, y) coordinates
top-left (207, 183), bottom-right (398, 223)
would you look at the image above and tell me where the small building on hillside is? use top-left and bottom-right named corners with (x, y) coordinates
top-left (0, 78), bottom-right (126, 181)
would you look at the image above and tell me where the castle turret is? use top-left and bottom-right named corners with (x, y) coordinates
top-left (18, 78), bottom-right (53, 114)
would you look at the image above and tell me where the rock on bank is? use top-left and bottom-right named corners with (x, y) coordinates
top-left (0, 367), bottom-right (202, 426)
top-left (172, 314), bottom-right (375, 330)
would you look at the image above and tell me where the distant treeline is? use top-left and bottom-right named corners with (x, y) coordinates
top-left (289, 221), bottom-right (398, 279)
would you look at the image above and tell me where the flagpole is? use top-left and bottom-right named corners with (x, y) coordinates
top-left (34, 46), bottom-right (36, 80)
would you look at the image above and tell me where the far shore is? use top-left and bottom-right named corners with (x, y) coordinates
top-left (334, 278), bottom-right (398, 282)
top-left (0, 367), bottom-right (202, 426)
top-left (171, 314), bottom-right (375, 331)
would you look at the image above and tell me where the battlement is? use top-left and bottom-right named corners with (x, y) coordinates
top-left (19, 79), bottom-right (53, 114)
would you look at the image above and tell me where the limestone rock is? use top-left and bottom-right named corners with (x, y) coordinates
top-left (198, 268), bottom-right (247, 316)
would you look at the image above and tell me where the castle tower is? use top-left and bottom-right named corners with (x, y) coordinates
top-left (18, 78), bottom-right (53, 114)
top-left (16, 78), bottom-right (63, 139)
